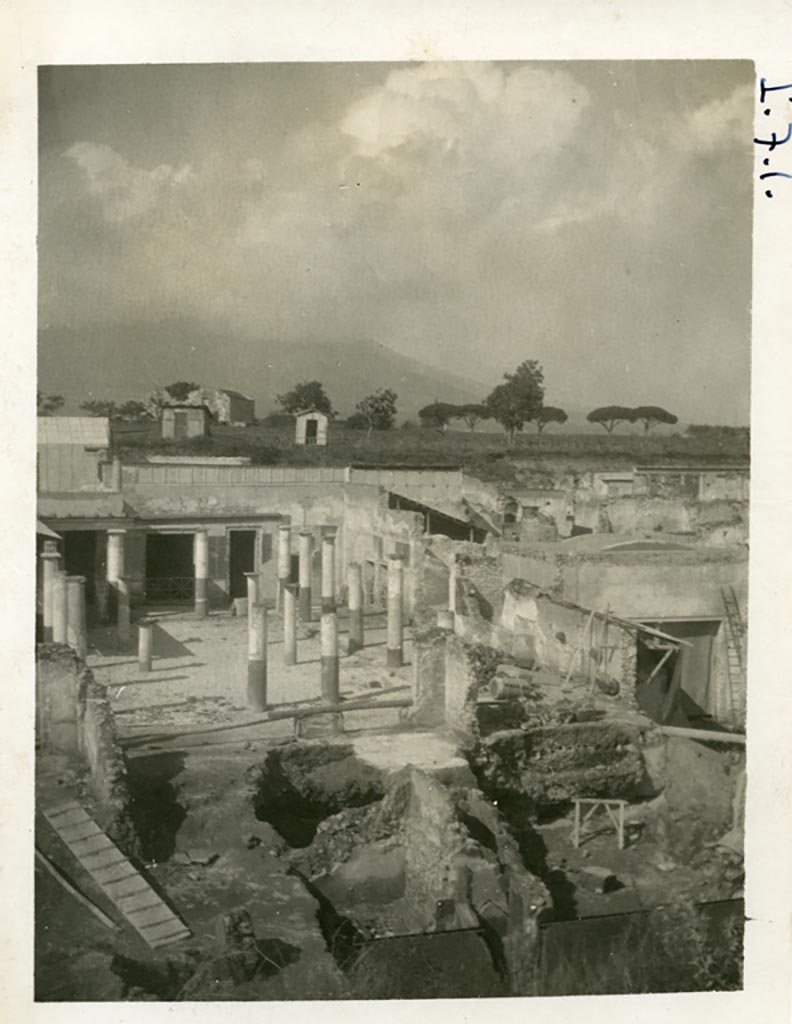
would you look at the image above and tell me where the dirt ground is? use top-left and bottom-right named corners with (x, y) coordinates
top-left (88, 607), bottom-right (412, 745)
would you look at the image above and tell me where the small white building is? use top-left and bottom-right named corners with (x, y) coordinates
top-left (295, 408), bottom-right (329, 447)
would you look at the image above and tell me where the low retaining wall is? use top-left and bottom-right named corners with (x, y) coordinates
top-left (471, 722), bottom-right (646, 807)
top-left (36, 644), bottom-right (140, 857)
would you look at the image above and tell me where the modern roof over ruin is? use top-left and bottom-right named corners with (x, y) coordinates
top-left (37, 417), bottom-right (110, 448)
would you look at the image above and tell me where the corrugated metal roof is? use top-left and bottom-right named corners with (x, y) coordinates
top-left (37, 417), bottom-right (110, 447)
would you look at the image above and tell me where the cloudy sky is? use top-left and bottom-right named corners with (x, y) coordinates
top-left (38, 61), bottom-right (753, 423)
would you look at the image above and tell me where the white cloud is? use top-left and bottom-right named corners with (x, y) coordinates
top-left (65, 141), bottom-right (194, 222)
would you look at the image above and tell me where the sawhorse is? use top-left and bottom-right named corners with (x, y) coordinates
top-left (572, 797), bottom-right (626, 850)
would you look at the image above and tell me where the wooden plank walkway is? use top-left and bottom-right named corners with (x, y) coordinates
top-left (43, 800), bottom-right (190, 949)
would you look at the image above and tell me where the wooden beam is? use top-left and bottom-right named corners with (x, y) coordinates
top-left (656, 725), bottom-right (746, 746)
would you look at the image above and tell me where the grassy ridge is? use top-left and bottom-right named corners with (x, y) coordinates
top-left (113, 421), bottom-right (750, 480)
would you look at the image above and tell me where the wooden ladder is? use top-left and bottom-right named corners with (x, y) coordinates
top-left (43, 800), bottom-right (190, 949)
top-left (721, 586), bottom-right (746, 723)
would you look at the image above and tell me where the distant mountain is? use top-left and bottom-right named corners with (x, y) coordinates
top-left (37, 318), bottom-right (487, 421)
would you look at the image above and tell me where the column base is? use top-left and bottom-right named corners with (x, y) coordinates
top-left (387, 647), bottom-right (404, 668)
top-left (247, 660), bottom-right (268, 711)
top-left (321, 655), bottom-right (340, 703)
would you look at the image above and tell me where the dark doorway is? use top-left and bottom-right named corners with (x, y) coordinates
top-left (62, 530), bottom-right (101, 608)
top-left (145, 533), bottom-right (195, 604)
top-left (290, 554), bottom-right (300, 583)
top-left (636, 619), bottom-right (721, 725)
top-left (228, 530), bottom-right (256, 599)
top-left (305, 418), bottom-right (318, 445)
top-left (173, 411), bottom-right (189, 439)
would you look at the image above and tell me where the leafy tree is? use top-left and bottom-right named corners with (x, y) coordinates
top-left (344, 411), bottom-right (369, 430)
top-left (535, 406), bottom-right (568, 433)
top-left (356, 388), bottom-right (398, 434)
top-left (587, 405), bottom-right (638, 433)
top-left (117, 400), bottom-right (155, 422)
top-left (37, 391), bottom-right (65, 416)
top-left (81, 399), bottom-right (121, 418)
top-left (456, 403), bottom-right (490, 431)
top-left (633, 405), bottom-right (679, 433)
top-left (418, 401), bottom-right (458, 431)
top-left (484, 359), bottom-right (545, 443)
top-left (277, 380), bottom-right (334, 417)
top-left (164, 381), bottom-right (200, 402)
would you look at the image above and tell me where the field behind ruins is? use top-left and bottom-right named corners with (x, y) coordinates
top-left (113, 421), bottom-right (749, 481)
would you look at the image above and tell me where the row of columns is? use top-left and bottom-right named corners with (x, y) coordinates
top-left (41, 526), bottom-right (407, 714)
top-left (40, 541), bottom-right (88, 659)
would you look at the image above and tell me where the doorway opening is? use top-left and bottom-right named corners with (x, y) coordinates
top-left (228, 530), bottom-right (257, 599)
top-left (636, 619), bottom-right (721, 726)
top-left (173, 410), bottom-right (189, 439)
top-left (305, 418), bottom-right (318, 445)
top-left (145, 533), bottom-right (195, 604)
top-left (62, 530), bottom-right (101, 608)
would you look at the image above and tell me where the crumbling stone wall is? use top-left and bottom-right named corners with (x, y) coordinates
top-left (444, 634), bottom-right (483, 737)
top-left (410, 627), bottom-right (448, 727)
top-left (500, 580), bottom-right (636, 701)
top-left (36, 644), bottom-right (140, 857)
top-left (471, 722), bottom-right (645, 807)
top-left (663, 736), bottom-right (745, 830)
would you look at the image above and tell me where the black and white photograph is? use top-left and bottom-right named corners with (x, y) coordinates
top-left (2, 5), bottom-right (788, 1014)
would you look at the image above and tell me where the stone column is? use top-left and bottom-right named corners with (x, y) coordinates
top-left (52, 571), bottom-right (68, 644)
top-left (448, 557), bottom-right (458, 614)
top-left (65, 575), bottom-right (87, 659)
top-left (245, 571), bottom-right (259, 614)
top-left (321, 530), bottom-right (337, 613)
top-left (247, 603), bottom-right (268, 711)
top-left (138, 618), bottom-right (153, 672)
top-left (117, 577), bottom-right (132, 646)
top-left (41, 541), bottom-right (61, 642)
top-left (387, 557), bottom-right (404, 668)
top-left (276, 524), bottom-right (291, 612)
top-left (283, 582), bottom-right (298, 666)
top-left (110, 455), bottom-right (122, 492)
top-left (347, 561), bottom-right (364, 654)
top-left (106, 528), bottom-right (125, 593)
top-left (320, 603), bottom-right (340, 703)
top-left (106, 528), bottom-right (129, 641)
top-left (194, 529), bottom-right (209, 618)
top-left (298, 530), bottom-right (313, 621)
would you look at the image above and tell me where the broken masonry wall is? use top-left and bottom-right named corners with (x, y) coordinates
top-left (500, 582), bottom-right (637, 702)
top-left (343, 488), bottom-right (424, 614)
top-left (347, 465), bottom-right (464, 502)
top-left (36, 644), bottom-right (140, 857)
top-left (36, 644), bottom-right (83, 755)
top-left (459, 473), bottom-right (502, 514)
top-left (456, 551), bottom-right (503, 623)
top-left (501, 544), bottom-right (562, 595)
top-left (410, 627), bottom-right (449, 727)
top-left (663, 736), bottom-right (746, 833)
top-left (473, 722), bottom-right (646, 807)
top-left (516, 512), bottom-right (559, 543)
top-left (79, 673), bottom-right (142, 857)
top-left (445, 633), bottom-right (483, 737)
top-left (402, 771), bottom-right (467, 931)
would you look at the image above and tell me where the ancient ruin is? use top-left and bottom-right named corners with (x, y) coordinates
top-left (35, 425), bottom-right (747, 999)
